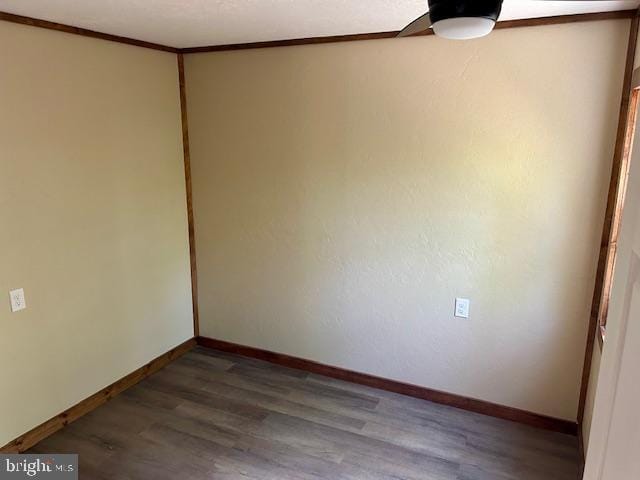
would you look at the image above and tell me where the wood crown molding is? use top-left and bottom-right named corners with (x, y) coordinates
top-left (0, 338), bottom-right (196, 453)
top-left (0, 11), bottom-right (177, 52)
top-left (0, 9), bottom-right (634, 55)
top-left (178, 53), bottom-right (200, 337)
top-left (577, 9), bottom-right (640, 425)
top-left (197, 336), bottom-right (578, 436)
top-left (180, 10), bottom-right (635, 53)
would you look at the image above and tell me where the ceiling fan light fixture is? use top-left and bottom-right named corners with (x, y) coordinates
top-left (432, 17), bottom-right (496, 40)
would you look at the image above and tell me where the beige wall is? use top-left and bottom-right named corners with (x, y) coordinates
top-left (0, 22), bottom-right (193, 445)
top-left (186, 19), bottom-right (628, 421)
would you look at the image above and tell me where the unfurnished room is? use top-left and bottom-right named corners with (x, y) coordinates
top-left (1, 1), bottom-right (640, 479)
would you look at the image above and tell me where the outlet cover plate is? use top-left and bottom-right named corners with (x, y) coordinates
top-left (9, 288), bottom-right (26, 312)
top-left (455, 297), bottom-right (470, 318)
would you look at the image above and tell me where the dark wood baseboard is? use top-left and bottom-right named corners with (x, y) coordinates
top-left (1, 338), bottom-right (196, 453)
top-left (197, 336), bottom-right (578, 436)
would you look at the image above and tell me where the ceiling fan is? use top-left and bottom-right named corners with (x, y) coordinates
top-left (398, 0), bottom-right (606, 40)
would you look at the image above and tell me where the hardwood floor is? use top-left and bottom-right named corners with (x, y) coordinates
top-left (30, 347), bottom-right (581, 479)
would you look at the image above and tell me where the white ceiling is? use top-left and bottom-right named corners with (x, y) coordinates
top-left (0, 0), bottom-right (638, 48)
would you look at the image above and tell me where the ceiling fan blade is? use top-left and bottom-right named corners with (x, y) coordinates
top-left (397, 12), bottom-right (432, 38)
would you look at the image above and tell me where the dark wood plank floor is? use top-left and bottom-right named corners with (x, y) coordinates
top-left (30, 347), bottom-right (580, 479)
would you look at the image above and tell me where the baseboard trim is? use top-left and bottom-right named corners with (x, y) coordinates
top-left (1, 338), bottom-right (196, 453)
top-left (197, 336), bottom-right (577, 436)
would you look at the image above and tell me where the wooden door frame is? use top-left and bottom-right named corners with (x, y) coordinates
top-left (578, 12), bottom-right (640, 428)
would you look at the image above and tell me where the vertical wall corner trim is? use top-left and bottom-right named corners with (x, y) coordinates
top-left (178, 53), bottom-right (200, 337)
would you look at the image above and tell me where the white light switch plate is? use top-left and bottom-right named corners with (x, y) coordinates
top-left (455, 298), bottom-right (470, 318)
top-left (9, 288), bottom-right (26, 312)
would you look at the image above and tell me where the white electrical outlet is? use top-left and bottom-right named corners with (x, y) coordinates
top-left (9, 288), bottom-right (26, 312)
top-left (455, 298), bottom-right (470, 318)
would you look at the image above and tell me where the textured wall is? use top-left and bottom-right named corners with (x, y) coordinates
top-left (185, 19), bottom-right (628, 420)
top-left (0, 22), bottom-right (193, 445)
